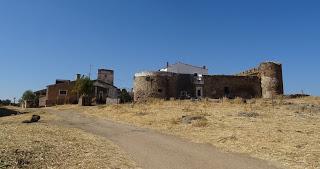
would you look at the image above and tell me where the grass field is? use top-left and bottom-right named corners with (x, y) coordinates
top-left (0, 108), bottom-right (138, 169)
top-left (53, 96), bottom-right (320, 169)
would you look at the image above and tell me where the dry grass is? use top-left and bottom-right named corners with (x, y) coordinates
top-left (0, 109), bottom-right (138, 169)
top-left (51, 97), bottom-right (320, 169)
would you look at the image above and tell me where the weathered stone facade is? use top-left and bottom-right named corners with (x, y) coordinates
top-left (133, 62), bottom-right (284, 101)
top-left (45, 81), bottom-right (78, 106)
top-left (237, 62), bottom-right (284, 99)
top-left (259, 62), bottom-right (283, 98)
top-left (98, 69), bottom-right (114, 85)
top-left (202, 75), bottom-right (262, 99)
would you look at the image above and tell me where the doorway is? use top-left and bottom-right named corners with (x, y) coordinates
top-left (196, 87), bottom-right (203, 98)
top-left (224, 87), bottom-right (230, 97)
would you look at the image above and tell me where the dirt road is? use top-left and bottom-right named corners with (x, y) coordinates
top-left (52, 110), bottom-right (279, 169)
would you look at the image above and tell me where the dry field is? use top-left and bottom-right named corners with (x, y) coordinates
top-left (0, 107), bottom-right (138, 169)
top-left (54, 96), bottom-right (320, 169)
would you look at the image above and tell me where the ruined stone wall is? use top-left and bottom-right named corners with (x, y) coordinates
top-left (236, 67), bottom-right (260, 76)
top-left (203, 75), bottom-right (262, 99)
top-left (133, 72), bottom-right (173, 101)
top-left (175, 74), bottom-right (195, 98)
top-left (235, 61), bottom-right (284, 99)
top-left (133, 72), bottom-right (195, 101)
top-left (133, 61), bottom-right (284, 101)
top-left (259, 62), bottom-right (284, 98)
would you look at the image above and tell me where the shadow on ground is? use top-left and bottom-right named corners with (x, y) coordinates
top-left (0, 108), bottom-right (23, 117)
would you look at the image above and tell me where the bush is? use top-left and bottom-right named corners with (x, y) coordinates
top-left (119, 89), bottom-right (133, 103)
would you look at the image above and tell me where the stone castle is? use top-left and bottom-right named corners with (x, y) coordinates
top-left (133, 62), bottom-right (283, 101)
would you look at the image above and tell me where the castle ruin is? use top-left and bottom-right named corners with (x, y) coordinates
top-left (133, 62), bottom-right (283, 101)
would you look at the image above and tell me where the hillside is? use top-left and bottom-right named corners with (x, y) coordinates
top-left (53, 96), bottom-right (320, 169)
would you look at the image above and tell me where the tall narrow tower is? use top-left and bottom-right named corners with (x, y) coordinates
top-left (97, 69), bottom-right (114, 85)
top-left (259, 62), bottom-right (284, 98)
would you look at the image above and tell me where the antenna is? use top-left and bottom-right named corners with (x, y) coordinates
top-left (89, 64), bottom-right (92, 79)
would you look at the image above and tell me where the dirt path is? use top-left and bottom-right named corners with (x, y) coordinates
top-left (51, 110), bottom-right (279, 169)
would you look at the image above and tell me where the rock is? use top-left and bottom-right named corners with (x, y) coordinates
top-left (238, 112), bottom-right (259, 118)
top-left (181, 115), bottom-right (205, 124)
top-left (22, 115), bottom-right (40, 123)
top-left (30, 115), bottom-right (40, 122)
top-left (285, 94), bottom-right (310, 99)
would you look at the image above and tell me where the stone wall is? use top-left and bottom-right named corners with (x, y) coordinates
top-left (235, 61), bottom-right (284, 99)
top-left (98, 69), bottom-right (114, 85)
top-left (236, 67), bottom-right (260, 76)
top-left (133, 71), bottom-right (199, 101)
top-left (134, 72), bottom-right (262, 101)
top-left (133, 72), bottom-right (173, 101)
top-left (133, 61), bottom-right (284, 101)
top-left (203, 75), bottom-right (262, 99)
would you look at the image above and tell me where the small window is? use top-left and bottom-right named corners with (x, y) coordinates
top-left (158, 89), bottom-right (162, 93)
top-left (59, 90), bottom-right (67, 95)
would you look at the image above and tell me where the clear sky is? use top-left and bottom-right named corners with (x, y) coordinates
top-left (0, 0), bottom-right (319, 100)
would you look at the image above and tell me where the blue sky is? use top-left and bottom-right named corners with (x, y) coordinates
top-left (0, 0), bottom-right (320, 100)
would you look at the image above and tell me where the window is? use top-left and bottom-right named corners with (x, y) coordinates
top-left (59, 90), bottom-right (67, 96)
top-left (158, 89), bottom-right (162, 93)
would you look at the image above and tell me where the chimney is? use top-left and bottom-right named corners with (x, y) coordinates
top-left (166, 62), bottom-right (169, 68)
top-left (76, 74), bottom-right (81, 80)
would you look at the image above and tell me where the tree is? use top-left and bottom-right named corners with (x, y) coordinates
top-left (21, 90), bottom-right (36, 101)
top-left (2, 99), bottom-right (11, 105)
top-left (73, 76), bottom-right (93, 96)
top-left (119, 89), bottom-right (133, 103)
top-left (0, 99), bottom-right (11, 106)
top-left (21, 90), bottom-right (38, 107)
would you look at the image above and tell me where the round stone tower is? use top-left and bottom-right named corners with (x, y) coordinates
top-left (133, 71), bottom-right (173, 101)
top-left (259, 62), bottom-right (284, 98)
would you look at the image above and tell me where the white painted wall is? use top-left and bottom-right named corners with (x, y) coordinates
top-left (160, 63), bottom-right (208, 75)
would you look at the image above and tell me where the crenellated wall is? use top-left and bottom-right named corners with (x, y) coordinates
top-left (236, 67), bottom-right (260, 76)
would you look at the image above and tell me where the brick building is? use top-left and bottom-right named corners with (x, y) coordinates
top-left (38, 69), bottom-right (119, 107)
